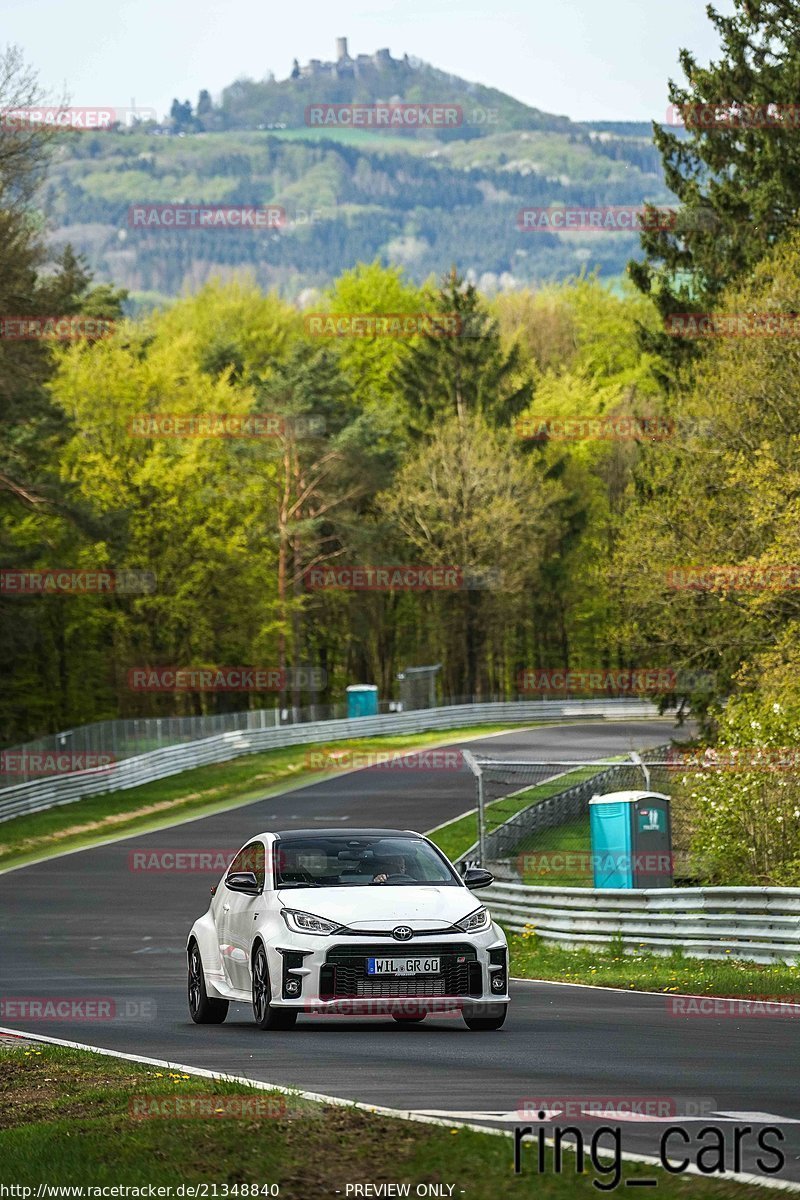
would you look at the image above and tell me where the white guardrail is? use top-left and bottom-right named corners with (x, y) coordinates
top-left (0, 699), bottom-right (662, 823)
top-left (483, 881), bottom-right (800, 965)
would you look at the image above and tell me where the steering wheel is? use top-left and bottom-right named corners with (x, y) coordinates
top-left (371, 873), bottom-right (412, 884)
top-left (281, 868), bottom-right (315, 885)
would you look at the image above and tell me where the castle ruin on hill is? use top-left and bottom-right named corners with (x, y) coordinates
top-left (290, 38), bottom-right (415, 81)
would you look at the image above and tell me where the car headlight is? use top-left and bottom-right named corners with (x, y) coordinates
top-left (281, 909), bottom-right (343, 935)
top-left (456, 906), bottom-right (491, 933)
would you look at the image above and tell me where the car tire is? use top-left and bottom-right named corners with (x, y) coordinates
top-left (392, 1014), bottom-right (426, 1024)
top-left (188, 941), bottom-right (229, 1024)
top-left (252, 943), bottom-right (298, 1030)
top-left (462, 1003), bottom-right (508, 1031)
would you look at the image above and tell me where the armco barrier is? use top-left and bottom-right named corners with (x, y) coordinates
top-left (0, 699), bottom-right (662, 823)
top-left (483, 881), bottom-right (800, 964)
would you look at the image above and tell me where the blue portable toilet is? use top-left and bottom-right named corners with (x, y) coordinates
top-left (346, 684), bottom-right (379, 718)
top-left (589, 791), bottom-right (673, 889)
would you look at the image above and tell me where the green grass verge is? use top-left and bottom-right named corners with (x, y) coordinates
top-left (513, 816), bottom-right (592, 885)
top-left (507, 933), bottom-right (800, 997)
top-left (0, 725), bottom-right (526, 874)
top-left (0, 1044), bottom-right (772, 1196)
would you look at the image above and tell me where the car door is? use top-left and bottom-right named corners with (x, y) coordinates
top-left (219, 840), bottom-right (266, 992)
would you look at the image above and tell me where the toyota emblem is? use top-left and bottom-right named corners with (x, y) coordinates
top-left (392, 925), bottom-right (413, 941)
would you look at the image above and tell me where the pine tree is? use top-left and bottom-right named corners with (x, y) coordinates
top-left (630, 1), bottom-right (800, 368)
top-left (394, 269), bottom-right (531, 432)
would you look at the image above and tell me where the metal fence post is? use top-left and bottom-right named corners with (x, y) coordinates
top-left (476, 769), bottom-right (486, 866)
top-left (630, 751), bottom-right (650, 791)
top-left (460, 748), bottom-right (485, 866)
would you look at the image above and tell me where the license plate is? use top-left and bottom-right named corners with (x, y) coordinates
top-left (366, 956), bottom-right (441, 976)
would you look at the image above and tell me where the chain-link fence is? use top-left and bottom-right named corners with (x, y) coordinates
top-left (3, 698), bottom-right (485, 787)
top-left (0, 705), bottom-right (349, 787)
top-left (462, 747), bottom-right (674, 879)
top-left (0, 696), bottom-right (665, 788)
top-left (397, 665), bottom-right (441, 710)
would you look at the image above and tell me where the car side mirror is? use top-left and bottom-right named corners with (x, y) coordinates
top-left (225, 870), bottom-right (260, 895)
top-left (463, 867), bottom-right (494, 890)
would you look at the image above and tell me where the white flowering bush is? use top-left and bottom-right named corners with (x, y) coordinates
top-left (684, 697), bottom-right (800, 885)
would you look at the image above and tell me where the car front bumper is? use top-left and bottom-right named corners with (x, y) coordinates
top-left (263, 923), bottom-right (510, 1013)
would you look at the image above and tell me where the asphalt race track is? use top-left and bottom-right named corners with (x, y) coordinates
top-left (3, 719), bottom-right (800, 1188)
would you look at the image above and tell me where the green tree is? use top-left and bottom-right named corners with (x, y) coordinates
top-left (0, 50), bottom-right (126, 742)
top-left (45, 283), bottom-right (300, 721)
top-left (394, 269), bottom-right (531, 433)
top-left (678, 696), bottom-right (800, 885)
top-left (615, 231), bottom-right (800, 720)
top-left (321, 260), bottom-right (428, 454)
top-left (630, 0), bottom-right (800, 365)
top-left (498, 279), bottom-right (665, 671)
top-left (169, 98), bottom-right (194, 131)
top-left (255, 341), bottom-right (391, 706)
top-left (381, 413), bottom-right (563, 697)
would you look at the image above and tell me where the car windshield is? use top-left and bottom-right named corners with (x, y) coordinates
top-left (273, 835), bottom-right (459, 888)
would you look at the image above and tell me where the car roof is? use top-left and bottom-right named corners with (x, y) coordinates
top-left (268, 828), bottom-right (420, 841)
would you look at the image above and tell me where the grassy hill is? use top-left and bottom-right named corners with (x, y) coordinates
top-left (42, 50), bottom-right (670, 305)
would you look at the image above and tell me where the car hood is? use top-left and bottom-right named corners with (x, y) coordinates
top-left (276, 884), bottom-right (479, 931)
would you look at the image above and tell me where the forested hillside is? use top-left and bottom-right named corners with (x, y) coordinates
top-left (39, 46), bottom-right (667, 303)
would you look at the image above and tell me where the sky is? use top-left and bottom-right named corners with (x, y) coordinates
top-left (2, 0), bottom-right (735, 124)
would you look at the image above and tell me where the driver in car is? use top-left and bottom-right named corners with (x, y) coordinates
top-left (372, 854), bottom-right (413, 884)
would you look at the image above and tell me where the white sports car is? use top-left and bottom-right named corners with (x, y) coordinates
top-left (187, 827), bottom-right (509, 1030)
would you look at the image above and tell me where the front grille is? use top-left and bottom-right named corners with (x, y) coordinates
top-left (320, 942), bottom-right (481, 1001)
top-left (356, 978), bottom-right (446, 997)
